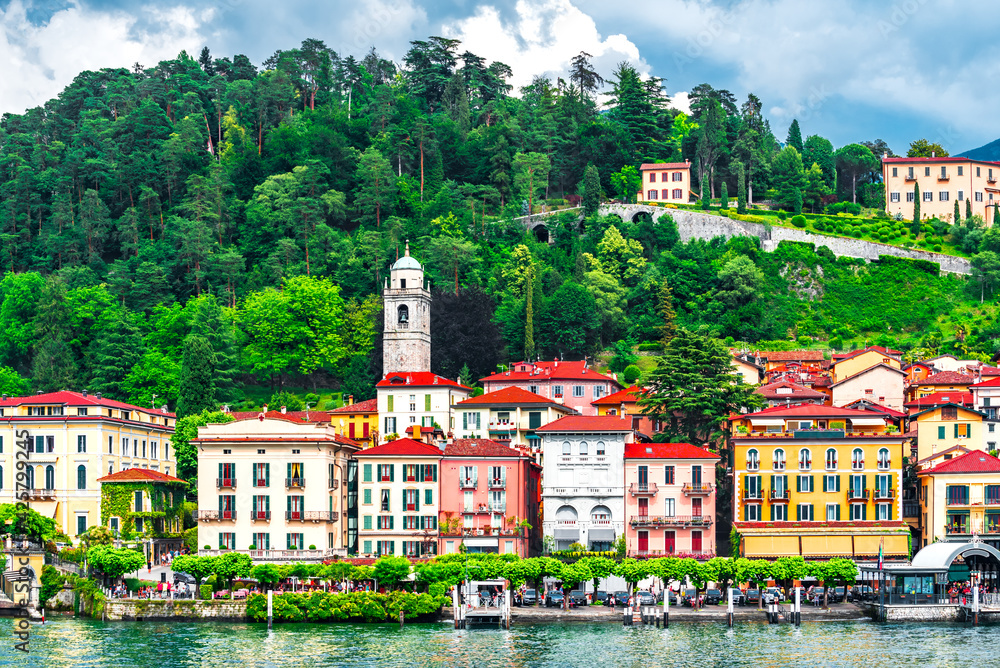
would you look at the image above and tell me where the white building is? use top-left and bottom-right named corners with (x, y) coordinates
top-left (453, 386), bottom-right (575, 448)
top-left (194, 417), bottom-right (358, 560)
top-left (537, 415), bottom-right (635, 551)
top-left (971, 377), bottom-right (1000, 451)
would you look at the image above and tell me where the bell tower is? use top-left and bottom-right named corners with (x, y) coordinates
top-left (382, 242), bottom-right (431, 374)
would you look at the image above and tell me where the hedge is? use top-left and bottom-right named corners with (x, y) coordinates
top-left (245, 591), bottom-right (449, 623)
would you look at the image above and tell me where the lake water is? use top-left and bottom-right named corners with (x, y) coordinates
top-left (0, 617), bottom-right (996, 667)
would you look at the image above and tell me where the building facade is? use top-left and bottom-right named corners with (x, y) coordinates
top-left (96, 468), bottom-right (187, 562)
top-left (636, 161), bottom-right (692, 203)
top-left (0, 391), bottom-right (176, 540)
top-left (480, 361), bottom-right (622, 416)
top-left (538, 415), bottom-right (634, 551)
top-left (911, 403), bottom-right (986, 461)
top-left (453, 387), bottom-right (574, 448)
top-left (591, 385), bottom-right (660, 438)
top-left (970, 377), bottom-right (1000, 451)
top-left (623, 442), bottom-right (718, 558)
top-left (438, 439), bottom-right (541, 557)
top-left (917, 450), bottom-right (1000, 549)
top-left (377, 372), bottom-right (471, 441)
top-left (830, 364), bottom-right (907, 412)
top-left (194, 417), bottom-right (358, 559)
top-left (354, 439), bottom-right (442, 558)
top-left (730, 405), bottom-right (910, 560)
top-left (330, 398), bottom-right (379, 448)
top-left (882, 156), bottom-right (1000, 224)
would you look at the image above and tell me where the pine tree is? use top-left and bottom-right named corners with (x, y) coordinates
top-left (582, 163), bottom-right (601, 216)
top-left (657, 280), bottom-right (678, 346)
top-left (786, 119), bottom-right (803, 152)
top-left (792, 187), bottom-right (803, 214)
top-left (912, 183), bottom-right (921, 234)
top-left (458, 363), bottom-right (474, 388)
top-left (524, 266), bottom-right (535, 361)
top-left (89, 310), bottom-right (144, 400)
top-left (720, 182), bottom-right (729, 209)
top-left (955, 200), bottom-right (961, 224)
top-left (177, 335), bottom-right (217, 417)
top-left (736, 161), bottom-right (747, 214)
top-left (189, 295), bottom-right (241, 405)
top-left (968, 198), bottom-right (973, 221)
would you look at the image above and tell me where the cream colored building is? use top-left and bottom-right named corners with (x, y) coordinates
top-left (912, 403), bottom-right (986, 462)
top-left (194, 417), bottom-right (358, 559)
top-left (637, 162), bottom-right (692, 203)
top-left (883, 156), bottom-right (1000, 224)
top-left (832, 349), bottom-right (902, 384)
top-left (917, 450), bottom-right (1000, 548)
top-left (0, 391), bottom-right (175, 540)
top-left (830, 364), bottom-right (907, 412)
top-left (453, 387), bottom-right (574, 449)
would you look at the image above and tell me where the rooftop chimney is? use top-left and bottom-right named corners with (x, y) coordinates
top-left (36, 390), bottom-right (42, 395)
top-left (82, 389), bottom-right (88, 397)
top-left (96, 393), bottom-right (102, 400)
top-left (413, 425), bottom-right (422, 440)
top-left (348, 395), bottom-right (354, 406)
top-left (281, 405), bottom-right (287, 414)
top-left (931, 152), bottom-right (935, 158)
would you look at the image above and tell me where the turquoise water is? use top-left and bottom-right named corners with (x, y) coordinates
top-left (0, 618), bottom-right (996, 667)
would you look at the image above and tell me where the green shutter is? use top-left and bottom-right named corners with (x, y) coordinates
top-left (823, 476), bottom-right (828, 493)
top-left (425, 394), bottom-right (431, 411)
top-left (743, 474), bottom-right (748, 498)
top-left (770, 505), bottom-right (775, 521)
top-left (432, 465), bottom-right (438, 482)
top-left (836, 505), bottom-right (841, 521)
top-left (364, 489), bottom-right (371, 504)
top-left (796, 505), bottom-right (801, 521)
top-left (218, 495), bottom-right (223, 513)
top-left (364, 515), bottom-right (372, 530)
top-left (389, 516), bottom-right (394, 530)
top-left (463, 412), bottom-right (468, 429)
top-left (265, 464), bottom-right (270, 487)
top-left (938, 426), bottom-right (946, 439)
top-left (836, 476), bottom-right (841, 492)
top-left (770, 475), bottom-right (775, 492)
top-left (388, 395), bottom-right (394, 412)
top-left (954, 424), bottom-right (959, 438)
top-left (796, 476), bottom-right (801, 492)
top-left (363, 464), bottom-right (372, 482)
top-left (425, 489), bottom-right (432, 505)
top-left (862, 475), bottom-right (867, 492)
top-left (415, 491), bottom-right (420, 511)
top-left (287, 463), bottom-right (292, 480)
top-left (218, 463), bottom-right (222, 481)
top-left (862, 504), bottom-right (867, 521)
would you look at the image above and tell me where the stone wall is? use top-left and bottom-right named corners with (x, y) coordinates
top-left (861, 602), bottom-right (962, 621)
top-left (103, 598), bottom-right (248, 621)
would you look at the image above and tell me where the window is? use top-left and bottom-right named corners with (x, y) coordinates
top-left (409, 395), bottom-right (416, 411)
top-left (660, 189), bottom-right (669, 200)
top-left (797, 475), bottom-right (813, 493)
top-left (384, 417), bottom-right (396, 434)
top-left (363, 515), bottom-right (372, 530)
top-left (939, 191), bottom-right (949, 201)
top-left (924, 167), bottom-right (930, 177)
top-left (45, 465), bottom-right (54, 490)
top-left (460, 465), bottom-right (477, 487)
top-left (771, 504), bottom-right (787, 521)
top-left (958, 190), bottom-right (964, 202)
top-left (823, 474), bottom-right (841, 493)
top-left (665, 466), bottom-right (675, 484)
top-left (490, 490), bottom-right (506, 513)
top-left (562, 442), bottom-right (571, 456)
top-left (573, 386), bottom-right (584, 398)
top-left (381, 489), bottom-right (391, 512)
top-left (892, 167), bottom-right (898, 177)
top-left (553, 385), bottom-right (564, 398)
top-left (937, 425), bottom-right (946, 439)
top-left (923, 191), bottom-right (933, 202)
top-left (798, 448), bottom-right (811, 470)
top-left (660, 172), bottom-right (669, 181)
top-left (773, 449), bottom-right (785, 471)
top-left (977, 191), bottom-right (984, 202)
top-left (906, 191), bottom-right (915, 202)
top-left (664, 498), bottom-right (676, 516)
top-left (253, 533), bottom-right (270, 550)
top-left (797, 504), bottom-right (814, 521)
top-left (958, 166), bottom-right (964, 176)
top-left (890, 192), bottom-right (900, 202)
top-left (877, 448), bottom-right (890, 470)
top-left (908, 167), bottom-right (914, 178)
top-left (377, 516), bottom-right (394, 530)
top-left (151, 441), bottom-right (158, 459)
top-left (745, 504), bottom-right (761, 521)
top-left (672, 188), bottom-right (683, 199)
top-left (528, 385), bottom-right (539, 395)
top-left (286, 533), bottom-right (304, 550)
top-left (405, 464), bottom-right (417, 482)
top-left (252, 495), bottom-right (270, 520)
top-left (647, 189), bottom-right (658, 200)
top-left (955, 423), bottom-right (970, 438)
top-left (672, 172), bottom-right (683, 182)
top-left (941, 166), bottom-right (947, 178)
top-left (946, 485), bottom-right (969, 505)
top-left (77, 435), bottom-right (86, 453)
top-left (405, 489), bottom-right (419, 511)
top-left (851, 448), bottom-right (864, 470)
top-left (849, 504), bottom-right (866, 521)
top-left (424, 488), bottom-right (433, 506)
top-left (397, 304), bottom-right (409, 324)
top-left (363, 463), bottom-right (372, 483)
top-left (579, 441), bottom-right (588, 456)
top-left (826, 504), bottom-right (840, 521)
top-left (108, 436), bottom-right (113, 454)
top-left (596, 441), bottom-right (606, 455)
top-left (987, 485), bottom-right (1000, 505)
top-left (593, 386), bottom-right (605, 399)
top-left (747, 449), bottom-right (760, 471)
top-left (649, 172), bottom-right (657, 183)
top-left (77, 465), bottom-right (86, 490)
top-left (825, 448), bottom-right (837, 469)
top-left (876, 503), bottom-right (891, 520)
top-left (363, 489), bottom-right (372, 505)
top-left (489, 466), bottom-right (505, 488)
top-left (77, 516), bottom-right (88, 536)
top-left (378, 464), bottom-right (394, 482)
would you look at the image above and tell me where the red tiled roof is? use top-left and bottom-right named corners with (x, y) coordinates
top-left (920, 371), bottom-right (976, 386)
top-left (331, 398), bottom-right (378, 413)
top-left (754, 380), bottom-right (826, 400)
top-left (97, 468), bottom-right (186, 484)
top-left (624, 442), bottom-right (718, 460)
top-left (534, 415), bottom-right (634, 433)
top-left (883, 156), bottom-right (1000, 165)
top-left (479, 360), bottom-right (620, 385)
top-left (592, 385), bottom-right (644, 406)
top-left (377, 372), bottom-right (469, 389)
top-left (457, 387), bottom-right (561, 406)
top-left (920, 450), bottom-right (1000, 475)
top-left (639, 162), bottom-right (690, 170)
top-left (733, 404), bottom-right (889, 419)
top-left (842, 400), bottom-right (908, 418)
top-left (759, 350), bottom-right (825, 362)
top-left (443, 439), bottom-right (528, 458)
top-left (229, 410), bottom-right (333, 423)
top-left (971, 377), bottom-right (1000, 388)
top-left (0, 390), bottom-right (175, 417)
top-left (915, 445), bottom-right (971, 466)
top-left (904, 391), bottom-right (973, 408)
top-left (832, 345), bottom-right (903, 362)
top-left (353, 438), bottom-right (442, 457)
top-left (978, 366), bottom-right (1000, 377)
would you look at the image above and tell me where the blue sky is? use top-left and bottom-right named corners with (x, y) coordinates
top-left (0, 0), bottom-right (994, 154)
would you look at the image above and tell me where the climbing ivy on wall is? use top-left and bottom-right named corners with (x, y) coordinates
top-left (100, 483), bottom-right (186, 539)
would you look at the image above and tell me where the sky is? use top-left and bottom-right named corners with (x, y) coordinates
top-left (0, 0), bottom-right (994, 155)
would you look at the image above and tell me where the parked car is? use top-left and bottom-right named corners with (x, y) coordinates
top-left (704, 589), bottom-right (723, 605)
top-left (745, 589), bottom-right (761, 604)
top-left (636, 590), bottom-right (656, 606)
top-left (850, 585), bottom-right (874, 603)
top-left (728, 588), bottom-right (746, 606)
top-left (610, 591), bottom-right (630, 606)
top-left (520, 589), bottom-right (538, 606)
top-left (829, 587), bottom-right (846, 603)
top-left (545, 591), bottom-right (565, 608)
top-left (174, 572), bottom-right (196, 585)
top-left (764, 587), bottom-right (784, 604)
top-left (807, 587), bottom-right (826, 603)
top-left (787, 587), bottom-right (807, 603)
top-left (656, 590), bottom-right (680, 605)
top-left (680, 588), bottom-right (699, 607)
top-left (569, 591), bottom-right (588, 607)
top-left (592, 591), bottom-right (609, 605)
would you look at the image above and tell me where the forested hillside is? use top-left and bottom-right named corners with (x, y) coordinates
top-left (0, 38), bottom-right (994, 415)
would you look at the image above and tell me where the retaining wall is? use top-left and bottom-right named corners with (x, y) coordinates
top-left (862, 603), bottom-right (961, 621)
top-left (103, 598), bottom-right (247, 621)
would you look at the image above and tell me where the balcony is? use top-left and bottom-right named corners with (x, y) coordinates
top-left (904, 174), bottom-right (917, 181)
top-left (251, 511), bottom-right (271, 522)
top-left (328, 478), bottom-right (339, 489)
top-left (629, 515), bottom-right (712, 528)
top-left (874, 487), bottom-right (896, 501)
top-left (199, 548), bottom-right (347, 561)
top-left (769, 489), bottom-right (790, 502)
top-left (987, 496), bottom-right (1000, 506)
top-left (947, 496), bottom-right (970, 507)
top-left (196, 510), bottom-right (237, 521)
top-left (937, 175), bottom-right (950, 181)
top-left (216, 478), bottom-right (236, 489)
top-left (629, 482), bottom-right (659, 496)
top-left (252, 479), bottom-right (268, 488)
top-left (489, 421), bottom-right (516, 433)
top-left (285, 510), bottom-right (335, 522)
top-left (990, 176), bottom-right (998, 184)
top-left (682, 482), bottom-right (713, 496)
top-left (26, 488), bottom-right (56, 500)
top-left (743, 489), bottom-right (764, 501)
top-left (488, 478), bottom-right (506, 490)
top-left (459, 478), bottom-right (477, 490)
top-left (945, 525), bottom-right (969, 536)
top-left (285, 477), bottom-right (305, 488)
top-left (847, 488), bottom-right (870, 502)
top-left (490, 504), bottom-right (507, 514)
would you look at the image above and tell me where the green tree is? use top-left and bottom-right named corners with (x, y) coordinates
top-left (640, 328), bottom-right (763, 447)
top-left (657, 279), bottom-right (678, 346)
top-left (524, 265), bottom-right (536, 360)
top-left (786, 119), bottom-right (803, 152)
top-left (582, 163), bottom-right (601, 216)
top-left (771, 146), bottom-right (806, 210)
top-left (537, 282), bottom-right (601, 358)
top-left (610, 165), bottom-right (641, 203)
top-left (354, 147), bottom-right (397, 227)
top-left (835, 144), bottom-right (879, 204)
top-left (172, 410), bottom-right (235, 483)
top-left (177, 335), bottom-right (217, 417)
top-left (172, 554), bottom-right (219, 591)
top-left (89, 309), bottom-right (145, 400)
top-left (735, 161), bottom-right (747, 213)
top-left (214, 551), bottom-right (253, 592)
top-left (372, 556), bottom-right (412, 589)
top-left (955, 200), bottom-right (961, 224)
top-left (720, 182), bottom-right (729, 209)
top-left (907, 138), bottom-right (948, 158)
top-left (967, 198), bottom-right (973, 221)
top-left (912, 182), bottom-right (921, 231)
top-left (88, 545), bottom-right (147, 579)
top-left (251, 563), bottom-right (282, 591)
top-left (512, 152), bottom-right (551, 214)
top-left (802, 135), bottom-right (836, 190)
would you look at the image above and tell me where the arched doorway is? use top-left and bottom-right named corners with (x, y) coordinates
top-left (589, 505), bottom-right (615, 551)
top-left (532, 224), bottom-right (550, 243)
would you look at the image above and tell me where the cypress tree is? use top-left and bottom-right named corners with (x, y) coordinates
top-left (582, 163), bottom-right (601, 216)
top-left (524, 266), bottom-right (535, 361)
top-left (792, 188), bottom-right (803, 214)
top-left (178, 335), bottom-right (217, 417)
top-left (786, 119), bottom-right (803, 152)
top-left (720, 182), bottom-right (729, 209)
top-left (657, 280), bottom-right (678, 346)
top-left (736, 161), bottom-right (747, 214)
top-left (967, 198), bottom-right (973, 221)
top-left (955, 200), bottom-right (961, 224)
top-left (912, 183), bottom-right (921, 234)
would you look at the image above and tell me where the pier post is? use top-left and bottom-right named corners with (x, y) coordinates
top-left (974, 583), bottom-right (979, 627)
top-left (727, 588), bottom-right (733, 628)
top-left (452, 587), bottom-right (460, 629)
top-left (795, 587), bottom-right (801, 627)
top-left (664, 588), bottom-right (669, 628)
top-left (267, 590), bottom-right (273, 630)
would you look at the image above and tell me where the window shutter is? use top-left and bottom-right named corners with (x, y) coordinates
top-left (390, 464), bottom-right (395, 482)
top-left (433, 465), bottom-right (438, 482)
top-left (388, 395), bottom-right (393, 412)
top-left (419, 516), bottom-right (425, 530)
top-left (796, 505), bottom-right (801, 521)
top-left (265, 464), bottom-right (270, 486)
top-left (938, 426), bottom-right (945, 439)
top-left (862, 504), bottom-right (867, 521)
top-left (389, 516), bottom-right (394, 530)
top-left (265, 496), bottom-right (270, 511)
top-left (836, 476), bottom-right (841, 492)
top-left (473, 466), bottom-right (478, 486)
top-left (863, 475), bottom-right (867, 491)
top-left (415, 491), bottom-right (420, 511)
top-left (743, 474), bottom-right (748, 497)
top-left (954, 423), bottom-right (958, 438)
top-left (796, 476), bottom-right (801, 493)
top-left (218, 495), bottom-right (223, 513)
top-left (218, 463), bottom-right (222, 480)
top-left (769, 505), bottom-right (774, 521)
top-left (770, 475), bottom-right (775, 492)
top-left (253, 496), bottom-right (258, 513)
top-left (822, 476), bottom-right (827, 493)
top-left (287, 463), bottom-right (292, 480)
top-left (425, 394), bottom-right (431, 411)
top-left (463, 412), bottom-right (468, 429)
top-left (836, 505), bottom-right (841, 520)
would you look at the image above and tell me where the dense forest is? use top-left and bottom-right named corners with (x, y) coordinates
top-left (0, 37), bottom-right (995, 415)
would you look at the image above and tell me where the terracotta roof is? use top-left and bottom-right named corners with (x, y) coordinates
top-left (192, 434), bottom-right (360, 447)
top-left (457, 387), bottom-right (562, 406)
top-left (971, 377), bottom-right (1000, 388)
top-left (331, 398), bottom-right (378, 413)
top-left (920, 371), bottom-right (976, 386)
top-left (832, 345), bottom-right (902, 361)
top-left (229, 410), bottom-right (333, 423)
top-left (534, 415), bottom-right (634, 433)
top-left (624, 442), bottom-right (718, 460)
top-left (754, 380), bottom-right (826, 400)
top-left (978, 366), bottom-right (1000, 377)
top-left (443, 439), bottom-right (528, 458)
top-left (353, 438), bottom-right (442, 457)
top-left (377, 372), bottom-right (469, 389)
top-left (480, 360), bottom-right (620, 386)
top-left (758, 350), bottom-right (825, 362)
top-left (883, 156), bottom-right (1000, 165)
top-left (0, 390), bottom-right (175, 417)
top-left (904, 391), bottom-right (973, 408)
top-left (910, 403), bottom-right (986, 419)
top-left (592, 385), bottom-right (644, 406)
top-left (639, 162), bottom-right (690, 170)
top-left (733, 404), bottom-right (890, 420)
top-left (97, 468), bottom-right (186, 484)
top-left (920, 450), bottom-right (1000, 475)
top-left (841, 400), bottom-right (908, 418)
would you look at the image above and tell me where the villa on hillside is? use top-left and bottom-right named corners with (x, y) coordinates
top-left (636, 162), bottom-right (693, 203)
top-left (882, 155), bottom-right (1000, 224)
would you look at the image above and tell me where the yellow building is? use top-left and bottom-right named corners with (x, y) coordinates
top-left (912, 403), bottom-right (985, 462)
top-left (0, 391), bottom-right (176, 540)
top-left (882, 156), bottom-right (1000, 224)
top-left (330, 398), bottom-right (379, 447)
top-left (731, 405), bottom-right (910, 560)
top-left (906, 371), bottom-right (975, 403)
top-left (917, 450), bottom-right (1000, 549)
top-left (637, 162), bottom-right (692, 203)
top-left (831, 348), bottom-right (902, 383)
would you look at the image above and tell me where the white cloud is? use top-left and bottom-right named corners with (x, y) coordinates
top-left (0, 0), bottom-right (207, 115)
top-left (441, 0), bottom-right (649, 93)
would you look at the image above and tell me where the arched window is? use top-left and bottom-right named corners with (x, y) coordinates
top-left (590, 505), bottom-right (612, 523)
top-left (852, 448), bottom-right (864, 470)
top-left (555, 505), bottom-right (578, 523)
top-left (773, 448), bottom-right (786, 471)
top-left (562, 441), bottom-right (571, 455)
top-left (826, 448), bottom-right (838, 470)
top-left (596, 441), bottom-right (606, 455)
top-left (24, 466), bottom-right (34, 490)
top-left (747, 449), bottom-right (760, 471)
top-left (579, 441), bottom-right (589, 456)
top-left (878, 448), bottom-right (891, 470)
top-left (77, 465), bottom-right (87, 490)
top-left (799, 448), bottom-right (812, 470)
top-left (397, 304), bottom-right (409, 324)
top-left (45, 465), bottom-right (54, 490)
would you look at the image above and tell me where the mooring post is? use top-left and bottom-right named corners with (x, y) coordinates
top-left (974, 583), bottom-right (979, 627)
top-left (795, 587), bottom-right (801, 627)
top-left (267, 590), bottom-right (273, 630)
top-left (727, 588), bottom-right (734, 628)
top-left (664, 588), bottom-right (669, 628)
top-left (399, 609), bottom-right (404, 629)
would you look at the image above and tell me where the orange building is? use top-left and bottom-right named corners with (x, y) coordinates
top-left (637, 162), bottom-right (692, 204)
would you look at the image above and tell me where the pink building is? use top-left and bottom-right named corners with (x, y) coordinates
top-left (623, 442), bottom-right (719, 558)
top-left (480, 361), bottom-right (622, 416)
top-left (438, 439), bottom-right (542, 557)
